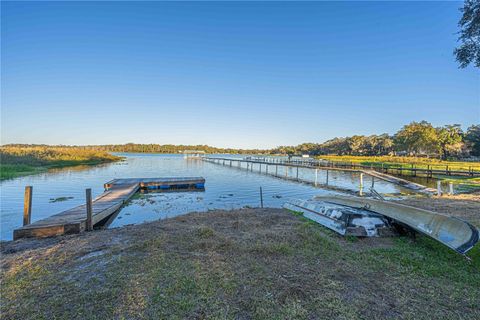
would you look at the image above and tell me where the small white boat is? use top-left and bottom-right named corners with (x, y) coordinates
top-left (283, 199), bottom-right (394, 237)
top-left (313, 196), bottom-right (479, 255)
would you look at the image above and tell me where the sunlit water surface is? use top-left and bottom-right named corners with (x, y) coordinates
top-left (0, 154), bottom-right (409, 240)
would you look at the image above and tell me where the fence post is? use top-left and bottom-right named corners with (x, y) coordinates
top-left (437, 181), bottom-right (442, 197)
top-left (448, 182), bottom-right (454, 195)
top-left (86, 188), bottom-right (93, 231)
top-left (23, 186), bottom-right (33, 226)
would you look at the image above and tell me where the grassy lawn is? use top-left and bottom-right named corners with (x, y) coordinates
top-left (1, 207), bottom-right (479, 319)
top-left (0, 146), bottom-right (122, 180)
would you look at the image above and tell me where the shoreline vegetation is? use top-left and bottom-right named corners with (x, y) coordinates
top-left (1, 121), bottom-right (479, 182)
top-left (0, 146), bottom-right (122, 180)
top-left (1, 144), bottom-right (479, 189)
top-left (1, 195), bottom-right (479, 319)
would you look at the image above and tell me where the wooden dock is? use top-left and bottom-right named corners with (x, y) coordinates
top-left (203, 157), bottom-right (436, 194)
top-left (13, 177), bottom-right (205, 240)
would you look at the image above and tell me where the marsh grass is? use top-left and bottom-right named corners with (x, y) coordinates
top-left (0, 146), bottom-right (121, 180)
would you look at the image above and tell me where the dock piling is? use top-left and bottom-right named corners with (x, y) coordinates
top-left (359, 173), bottom-right (364, 196)
top-left (260, 187), bottom-right (264, 208)
top-left (23, 186), bottom-right (32, 226)
top-left (86, 188), bottom-right (93, 231)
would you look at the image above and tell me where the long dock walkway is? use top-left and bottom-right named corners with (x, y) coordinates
top-left (205, 156), bottom-right (479, 177)
top-left (13, 177), bottom-right (205, 240)
top-left (203, 157), bottom-right (435, 194)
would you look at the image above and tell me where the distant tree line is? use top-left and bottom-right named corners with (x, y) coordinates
top-left (4, 122), bottom-right (479, 159)
top-left (84, 144), bottom-right (266, 154)
top-left (271, 122), bottom-right (480, 159)
top-left (3, 144), bottom-right (267, 155)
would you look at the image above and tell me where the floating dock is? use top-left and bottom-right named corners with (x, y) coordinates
top-left (13, 177), bottom-right (205, 240)
top-left (104, 177), bottom-right (205, 190)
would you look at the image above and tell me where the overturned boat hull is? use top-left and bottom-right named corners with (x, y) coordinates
top-left (314, 196), bottom-right (479, 255)
top-left (283, 199), bottom-right (395, 237)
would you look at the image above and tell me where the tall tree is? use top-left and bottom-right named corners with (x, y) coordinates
top-left (394, 121), bottom-right (440, 156)
top-left (465, 124), bottom-right (480, 156)
top-left (375, 134), bottom-right (394, 155)
top-left (454, 0), bottom-right (480, 68)
top-left (347, 136), bottom-right (366, 155)
top-left (437, 125), bottom-right (464, 159)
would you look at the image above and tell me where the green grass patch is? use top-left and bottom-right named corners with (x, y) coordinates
top-left (0, 164), bottom-right (47, 180)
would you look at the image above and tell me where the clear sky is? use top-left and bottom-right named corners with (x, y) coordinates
top-left (1, 1), bottom-right (479, 149)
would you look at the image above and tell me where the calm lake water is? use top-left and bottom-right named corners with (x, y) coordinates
top-left (0, 153), bottom-right (409, 240)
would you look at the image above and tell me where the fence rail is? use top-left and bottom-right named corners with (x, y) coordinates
top-left (238, 157), bottom-right (480, 178)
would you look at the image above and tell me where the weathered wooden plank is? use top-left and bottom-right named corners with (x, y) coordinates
top-left (13, 183), bottom-right (139, 238)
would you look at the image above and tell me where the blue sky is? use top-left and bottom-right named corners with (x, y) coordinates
top-left (1, 1), bottom-right (478, 148)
